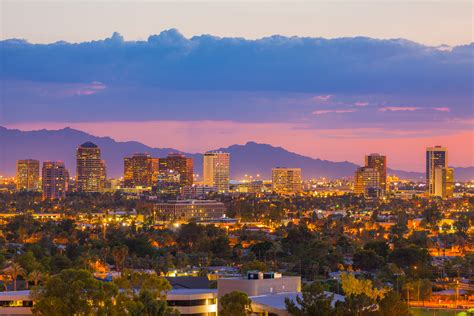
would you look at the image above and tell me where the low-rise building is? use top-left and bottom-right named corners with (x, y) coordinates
top-left (0, 290), bottom-right (33, 315)
top-left (218, 272), bottom-right (304, 316)
top-left (155, 200), bottom-right (226, 222)
top-left (167, 289), bottom-right (217, 316)
top-left (218, 272), bottom-right (301, 299)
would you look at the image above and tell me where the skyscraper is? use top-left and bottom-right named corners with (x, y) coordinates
top-left (16, 159), bottom-right (40, 190)
top-left (159, 153), bottom-right (194, 187)
top-left (123, 153), bottom-right (153, 188)
top-left (354, 167), bottom-right (380, 198)
top-left (426, 146), bottom-right (453, 198)
top-left (272, 168), bottom-right (302, 194)
top-left (203, 152), bottom-right (230, 192)
top-left (365, 153), bottom-right (387, 193)
top-left (76, 142), bottom-right (106, 192)
top-left (434, 166), bottom-right (454, 199)
top-left (151, 158), bottom-right (160, 184)
top-left (42, 161), bottom-right (69, 200)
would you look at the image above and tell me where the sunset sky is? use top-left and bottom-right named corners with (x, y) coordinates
top-left (1, 0), bottom-right (473, 171)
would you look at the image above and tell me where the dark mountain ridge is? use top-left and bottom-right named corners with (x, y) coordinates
top-left (1, 126), bottom-right (472, 181)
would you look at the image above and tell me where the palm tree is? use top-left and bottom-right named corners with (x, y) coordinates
top-left (112, 245), bottom-right (128, 272)
top-left (27, 270), bottom-right (43, 288)
top-left (3, 262), bottom-right (26, 291)
top-left (1, 275), bottom-right (12, 291)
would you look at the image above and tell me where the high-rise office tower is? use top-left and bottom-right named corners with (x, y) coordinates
top-left (159, 153), bottom-right (194, 187)
top-left (203, 152), bottom-right (230, 192)
top-left (42, 161), bottom-right (69, 200)
top-left (16, 159), bottom-right (40, 190)
top-left (354, 167), bottom-right (380, 198)
top-left (76, 142), bottom-right (106, 192)
top-left (123, 153), bottom-right (153, 187)
top-left (433, 166), bottom-right (454, 199)
top-left (426, 146), bottom-right (453, 198)
top-left (272, 168), bottom-right (302, 194)
top-left (365, 153), bottom-right (387, 193)
top-left (151, 158), bottom-right (160, 184)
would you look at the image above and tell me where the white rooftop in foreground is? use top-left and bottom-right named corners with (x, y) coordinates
top-left (0, 290), bottom-right (31, 300)
top-left (250, 291), bottom-right (345, 311)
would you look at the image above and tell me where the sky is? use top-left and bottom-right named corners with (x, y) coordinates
top-left (1, 0), bottom-right (473, 171)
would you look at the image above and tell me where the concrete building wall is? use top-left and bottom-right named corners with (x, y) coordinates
top-left (217, 276), bottom-right (301, 299)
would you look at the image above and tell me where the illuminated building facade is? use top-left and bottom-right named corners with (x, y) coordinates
top-left (151, 158), bottom-right (160, 184)
top-left (235, 181), bottom-right (264, 194)
top-left (272, 168), bottom-right (302, 194)
top-left (16, 159), bottom-right (40, 190)
top-left (42, 161), bottom-right (69, 200)
top-left (159, 153), bottom-right (194, 187)
top-left (203, 152), bottom-right (230, 193)
top-left (354, 167), bottom-right (380, 198)
top-left (155, 200), bottom-right (226, 222)
top-left (156, 169), bottom-right (181, 195)
top-left (167, 289), bottom-right (217, 316)
top-left (76, 142), bottom-right (106, 192)
top-left (434, 166), bottom-right (454, 199)
top-left (365, 153), bottom-right (387, 194)
top-left (426, 146), bottom-right (453, 198)
top-left (123, 153), bottom-right (153, 188)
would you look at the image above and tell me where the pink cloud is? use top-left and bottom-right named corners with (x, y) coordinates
top-left (66, 81), bottom-right (106, 96)
top-left (313, 109), bottom-right (356, 115)
top-left (379, 106), bottom-right (421, 112)
top-left (431, 107), bottom-right (450, 112)
top-left (312, 95), bottom-right (332, 102)
top-left (36, 81), bottom-right (107, 97)
top-left (354, 102), bottom-right (369, 107)
top-left (379, 106), bottom-right (450, 112)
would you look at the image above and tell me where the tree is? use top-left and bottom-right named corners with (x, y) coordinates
top-left (364, 241), bottom-right (389, 259)
top-left (114, 270), bottom-right (172, 298)
top-left (32, 269), bottom-right (118, 316)
top-left (3, 262), bottom-right (26, 291)
top-left (339, 273), bottom-right (388, 315)
top-left (285, 282), bottom-right (337, 316)
top-left (112, 245), bottom-right (129, 272)
top-left (388, 245), bottom-right (431, 269)
top-left (176, 222), bottom-right (205, 251)
top-left (138, 289), bottom-right (178, 316)
top-left (17, 251), bottom-right (43, 274)
top-left (404, 279), bottom-right (432, 304)
top-left (337, 294), bottom-right (377, 316)
top-left (1, 275), bottom-right (12, 291)
top-left (422, 205), bottom-right (442, 228)
top-left (28, 270), bottom-right (43, 288)
top-left (114, 271), bottom-right (175, 316)
top-left (353, 249), bottom-right (384, 272)
top-left (220, 291), bottom-right (252, 316)
top-left (340, 273), bottom-right (387, 301)
top-left (241, 260), bottom-right (268, 274)
top-left (378, 290), bottom-right (410, 316)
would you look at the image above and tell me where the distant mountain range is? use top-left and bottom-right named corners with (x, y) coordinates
top-left (1, 126), bottom-right (473, 181)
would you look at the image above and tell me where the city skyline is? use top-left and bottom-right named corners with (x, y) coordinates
top-left (0, 2), bottom-right (472, 315)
